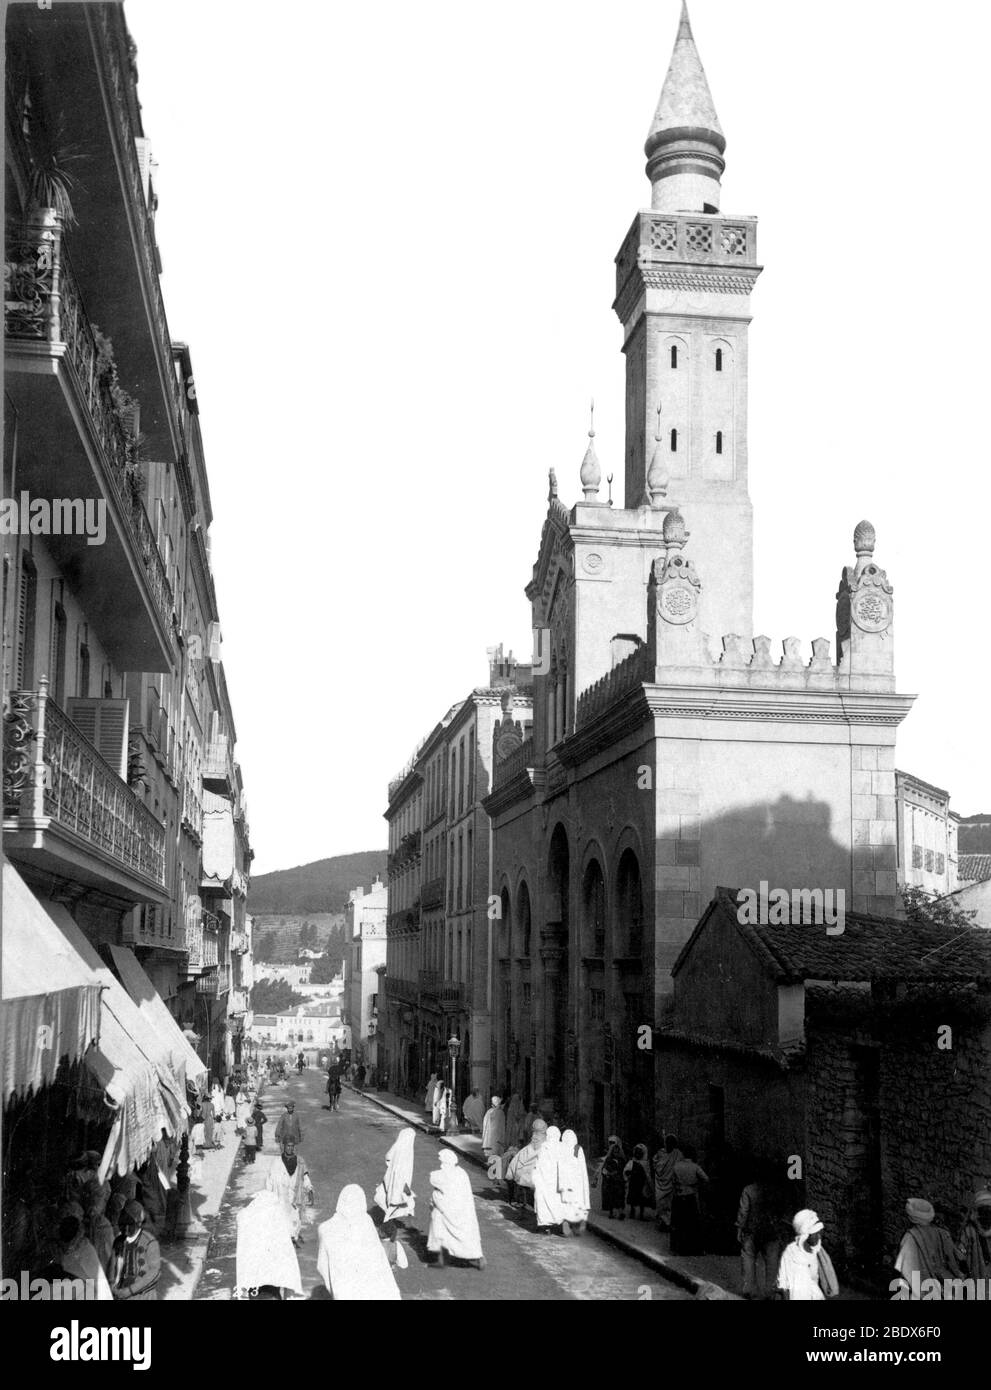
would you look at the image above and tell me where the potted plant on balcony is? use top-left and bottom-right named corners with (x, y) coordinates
top-left (26, 116), bottom-right (82, 228)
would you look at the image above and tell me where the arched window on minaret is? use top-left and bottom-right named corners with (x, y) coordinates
top-left (670, 344), bottom-right (678, 369)
top-left (670, 428), bottom-right (678, 452)
top-left (716, 431), bottom-right (723, 455)
top-left (715, 347), bottom-right (723, 372)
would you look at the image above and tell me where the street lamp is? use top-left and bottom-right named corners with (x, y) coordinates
top-left (447, 1034), bottom-right (461, 1133)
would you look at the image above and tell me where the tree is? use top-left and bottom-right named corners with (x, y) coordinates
top-left (257, 930), bottom-right (279, 963)
top-left (308, 952), bottom-right (342, 984)
top-left (900, 885), bottom-right (977, 931)
top-left (251, 978), bottom-right (307, 1014)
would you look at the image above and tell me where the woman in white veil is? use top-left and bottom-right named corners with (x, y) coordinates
top-left (317, 1185), bottom-right (401, 1301)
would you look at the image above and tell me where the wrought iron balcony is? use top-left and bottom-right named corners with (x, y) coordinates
top-left (3, 682), bottom-right (166, 899)
top-left (4, 219), bottom-right (176, 664)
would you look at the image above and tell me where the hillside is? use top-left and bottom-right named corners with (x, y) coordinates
top-left (248, 850), bottom-right (387, 915)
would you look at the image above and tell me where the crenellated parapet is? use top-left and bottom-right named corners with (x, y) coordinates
top-left (574, 517), bottom-right (900, 729)
top-left (575, 643), bottom-right (650, 729)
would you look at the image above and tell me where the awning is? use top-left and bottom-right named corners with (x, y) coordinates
top-left (107, 945), bottom-right (208, 1095)
top-left (45, 908), bottom-right (188, 1179)
top-left (1, 861), bottom-right (104, 1103)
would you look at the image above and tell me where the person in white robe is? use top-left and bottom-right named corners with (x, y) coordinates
top-left (424, 1073), bottom-right (439, 1114)
top-left (505, 1120), bottom-right (546, 1207)
top-left (317, 1185), bottom-right (401, 1301)
top-left (235, 1091), bottom-right (252, 1134)
top-left (57, 1204), bottom-right (114, 1299)
top-left (777, 1209), bottom-right (838, 1301)
top-left (481, 1097), bottom-right (506, 1157)
top-left (427, 1150), bottom-right (484, 1268)
top-left (558, 1129), bottom-right (590, 1235)
top-left (462, 1089), bottom-right (486, 1134)
top-left (533, 1125), bottom-right (565, 1231)
top-left (265, 1141), bottom-right (313, 1244)
top-left (375, 1127), bottom-right (416, 1268)
top-left (235, 1190), bottom-right (302, 1300)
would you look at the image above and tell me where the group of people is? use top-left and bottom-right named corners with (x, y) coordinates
top-left (19, 1148), bottom-right (170, 1301)
top-left (236, 1110), bottom-right (485, 1299)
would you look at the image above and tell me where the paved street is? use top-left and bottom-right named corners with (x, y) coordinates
top-left (197, 1069), bottom-right (691, 1301)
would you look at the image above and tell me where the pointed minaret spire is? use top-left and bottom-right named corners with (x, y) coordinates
top-left (645, 2), bottom-right (726, 213)
top-left (579, 399), bottom-right (602, 501)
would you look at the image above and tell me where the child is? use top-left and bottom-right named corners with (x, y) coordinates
top-left (624, 1143), bottom-right (654, 1221)
top-left (242, 1119), bottom-right (257, 1164)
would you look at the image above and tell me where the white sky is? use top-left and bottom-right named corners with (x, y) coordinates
top-left (123, 0), bottom-right (991, 874)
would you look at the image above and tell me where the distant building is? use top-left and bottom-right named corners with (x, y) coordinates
top-left (343, 877), bottom-right (387, 1068)
top-left (249, 999), bottom-right (344, 1051)
top-left (895, 770), bottom-right (958, 898)
top-left (381, 648), bottom-right (532, 1106)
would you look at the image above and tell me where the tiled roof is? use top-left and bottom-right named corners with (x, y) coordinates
top-left (958, 855), bottom-right (991, 884)
top-left (673, 888), bottom-right (991, 985)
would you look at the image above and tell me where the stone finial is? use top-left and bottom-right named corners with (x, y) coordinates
top-left (662, 507), bottom-right (688, 548)
top-left (579, 400), bottom-right (601, 501)
top-left (548, 468), bottom-right (558, 502)
top-left (853, 520), bottom-right (876, 559)
top-left (647, 401), bottom-right (668, 507)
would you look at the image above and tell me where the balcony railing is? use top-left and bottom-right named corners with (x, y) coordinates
top-left (4, 222), bottom-right (175, 637)
top-left (195, 970), bottom-right (218, 997)
top-left (3, 683), bottom-right (166, 888)
top-left (90, 5), bottom-right (189, 457)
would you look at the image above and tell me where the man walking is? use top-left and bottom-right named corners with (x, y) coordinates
top-left (275, 1101), bottom-right (302, 1150)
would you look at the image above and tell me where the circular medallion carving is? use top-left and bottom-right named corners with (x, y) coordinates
top-left (852, 592), bottom-right (891, 632)
top-left (660, 582), bottom-right (698, 625)
top-left (582, 552), bottom-right (605, 575)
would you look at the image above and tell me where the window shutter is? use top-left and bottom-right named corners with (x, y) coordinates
top-left (65, 698), bottom-right (130, 779)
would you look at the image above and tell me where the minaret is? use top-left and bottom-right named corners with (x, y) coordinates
top-left (614, 1), bottom-right (762, 640)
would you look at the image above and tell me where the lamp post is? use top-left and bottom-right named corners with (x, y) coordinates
top-left (447, 1033), bottom-right (461, 1133)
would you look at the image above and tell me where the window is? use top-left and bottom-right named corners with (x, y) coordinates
top-left (715, 347), bottom-right (723, 372)
top-left (590, 989), bottom-right (605, 1021)
top-left (51, 602), bottom-right (67, 707)
top-left (670, 345), bottom-right (678, 369)
top-left (466, 827), bottom-right (473, 902)
top-left (522, 982), bottom-right (532, 1008)
top-left (912, 845), bottom-right (923, 869)
top-left (715, 431), bottom-right (723, 455)
top-left (924, 849), bottom-right (935, 873)
top-left (670, 428), bottom-right (678, 453)
top-left (78, 642), bottom-right (90, 697)
top-left (583, 860), bottom-right (606, 958)
top-left (935, 852), bottom-right (945, 875)
top-left (15, 556), bottom-right (37, 688)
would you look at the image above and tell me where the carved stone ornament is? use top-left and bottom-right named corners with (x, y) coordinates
top-left (851, 588), bottom-right (892, 633)
top-left (582, 551), bottom-right (605, 576)
top-left (496, 729), bottom-right (523, 761)
top-left (656, 553), bottom-right (701, 626)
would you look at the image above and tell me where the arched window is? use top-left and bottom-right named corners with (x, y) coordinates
top-left (715, 431), bottom-right (723, 455)
top-left (670, 428), bottom-right (678, 453)
top-left (518, 881), bottom-right (532, 958)
top-left (670, 344), bottom-right (678, 369)
top-left (617, 849), bottom-right (643, 959)
top-left (715, 347), bottom-right (723, 372)
top-left (583, 860), bottom-right (606, 959)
